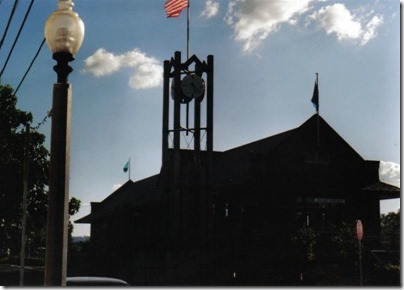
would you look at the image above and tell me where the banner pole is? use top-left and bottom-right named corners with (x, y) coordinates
top-left (187, 1), bottom-right (190, 59)
top-left (359, 240), bottom-right (363, 286)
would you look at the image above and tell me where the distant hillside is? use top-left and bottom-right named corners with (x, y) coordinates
top-left (71, 236), bottom-right (90, 243)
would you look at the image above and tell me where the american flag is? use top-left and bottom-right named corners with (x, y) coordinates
top-left (164, 0), bottom-right (189, 18)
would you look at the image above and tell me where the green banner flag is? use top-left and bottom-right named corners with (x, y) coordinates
top-left (123, 160), bottom-right (130, 173)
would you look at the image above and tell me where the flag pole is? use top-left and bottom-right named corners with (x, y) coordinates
top-left (185, 0), bottom-right (190, 134)
top-left (316, 73), bottom-right (320, 147)
top-left (187, 0), bottom-right (190, 59)
top-left (129, 157), bottom-right (131, 180)
top-left (316, 73), bottom-right (319, 115)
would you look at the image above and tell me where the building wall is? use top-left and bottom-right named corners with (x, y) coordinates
top-left (81, 117), bottom-right (387, 285)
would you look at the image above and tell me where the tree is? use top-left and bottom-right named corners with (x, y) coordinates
top-left (330, 221), bottom-right (357, 263)
top-left (380, 209), bottom-right (400, 250)
top-left (290, 224), bottom-right (317, 282)
top-left (0, 83), bottom-right (81, 258)
top-left (0, 84), bottom-right (45, 257)
top-left (291, 224), bottom-right (317, 263)
top-left (68, 197), bottom-right (81, 243)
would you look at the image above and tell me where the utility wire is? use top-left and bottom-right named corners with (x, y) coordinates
top-left (31, 110), bottom-right (52, 131)
top-left (11, 37), bottom-right (48, 131)
top-left (14, 37), bottom-right (45, 96)
top-left (0, 0), bottom-right (35, 78)
top-left (0, 0), bottom-right (20, 52)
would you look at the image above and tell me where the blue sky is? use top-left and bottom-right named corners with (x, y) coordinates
top-left (0, 0), bottom-right (400, 236)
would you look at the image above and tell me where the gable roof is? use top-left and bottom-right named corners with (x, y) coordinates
top-left (76, 114), bottom-right (398, 224)
top-left (299, 114), bottom-right (365, 160)
top-left (220, 114), bottom-right (366, 162)
top-left (213, 129), bottom-right (294, 187)
top-left (362, 181), bottom-right (400, 199)
top-left (76, 175), bottom-right (161, 223)
top-left (213, 114), bottom-right (371, 188)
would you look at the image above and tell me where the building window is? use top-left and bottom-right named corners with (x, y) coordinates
top-left (305, 150), bottom-right (330, 164)
top-left (306, 212), bottom-right (310, 226)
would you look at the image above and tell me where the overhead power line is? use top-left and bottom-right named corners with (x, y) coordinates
top-left (12, 37), bottom-right (49, 131)
top-left (0, 0), bottom-right (20, 52)
top-left (0, 0), bottom-right (35, 78)
top-left (14, 37), bottom-right (45, 96)
top-left (31, 109), bottom-right (52, 131)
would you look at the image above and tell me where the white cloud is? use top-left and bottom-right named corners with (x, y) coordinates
top-left (201, 0), bottom-right (220, 18)
top-left (309, 3), bottom-right (383, 45)
top-left (379, 161), bottom-right (400, 188)
top-left (83, 48), bottom-right (163, 89)
top-left (129, 63), bottom-right (163, 89)
top-left (224, 0), bottom-right (315, 52)
top-left (83, 48), bottom-right (122, 77)
top-left (310, 4), bottom-right (362, 40)
top-left (361, 15), bottom-right (383, 45)
top-left (112, 183), bottom-right (122, 191)
top-left (225, 1), bottom-right (384, 52)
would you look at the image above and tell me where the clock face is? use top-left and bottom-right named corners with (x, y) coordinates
top-left (171, 78), bottom-right (192, 104)
top-left (181, 74), bottom-right (205, 99)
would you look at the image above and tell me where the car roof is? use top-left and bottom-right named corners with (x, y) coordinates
top-left (66, 276), bottom-right (128, 286)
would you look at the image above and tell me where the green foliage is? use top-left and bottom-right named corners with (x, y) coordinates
top-left (0, 83), bottom-right (81, 258)
top-left (69, 197), bottom-right (81, 216)
top-left (68, 197), bottom-right (81, 241)
top-left (0, 84), bottom-right (45, 257)
top-left (291, 224), bottom-right (317, 263)
top-left (380, 209), bottom-right (400, 234)
top-left (330, 221), bottom-right (357, 266)
top-left (380, 209), bottom-right (400, 250)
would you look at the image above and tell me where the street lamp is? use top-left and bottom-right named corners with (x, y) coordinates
top-left (44, 0), bottom-right (84, 286)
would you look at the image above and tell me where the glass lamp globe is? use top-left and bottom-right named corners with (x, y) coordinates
top-left (45, 0), bottom-right (84, 56)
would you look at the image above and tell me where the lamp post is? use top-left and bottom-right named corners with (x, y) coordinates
top-left (44, 0), bottom-right (84, 286)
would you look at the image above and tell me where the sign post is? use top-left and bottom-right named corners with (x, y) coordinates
top-left (356, 220), bottom-right (363, 286)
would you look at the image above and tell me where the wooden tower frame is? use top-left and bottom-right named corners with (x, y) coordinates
top-left (162, 51), bottom-right (214, 167)
top-left (161, 52), bottom-right (214, 273)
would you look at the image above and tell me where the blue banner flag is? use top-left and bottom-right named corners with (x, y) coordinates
top-left (311, 79), bottom-right (319, 112)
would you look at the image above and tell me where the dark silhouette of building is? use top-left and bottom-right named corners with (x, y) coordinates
top-left (75, 113), bottom-right (398, 285)
top-left (74, 52), bottom-right (399, 285)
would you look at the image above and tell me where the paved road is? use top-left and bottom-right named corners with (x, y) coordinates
top-left (0, 264), bottom-right (44, 286)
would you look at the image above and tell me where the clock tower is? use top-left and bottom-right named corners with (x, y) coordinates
top-left (161, 51), bottom-right (214, 266)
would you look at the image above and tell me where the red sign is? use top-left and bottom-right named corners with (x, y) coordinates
top-left (356, 220), bottom-right (363, 241)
